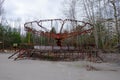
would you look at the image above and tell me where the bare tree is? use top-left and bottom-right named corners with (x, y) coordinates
top-left (82, 0), bottom-right (112, 49)
top-left (109, 0), bottom-right (120, 43)
top-left (61, 0), bottom-right (120, 50)
top-left (82, 0), bottom-right (99, 48)
top-left (0, 0), bottom-right (5, 24)
top-left (62, 0), bottom-right (78, 19)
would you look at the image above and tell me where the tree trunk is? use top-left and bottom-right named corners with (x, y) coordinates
top-left (111, 1), bottom-right (120, 43)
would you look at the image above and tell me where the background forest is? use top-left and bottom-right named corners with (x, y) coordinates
top-left (0, 0), bottom-right (120, 52)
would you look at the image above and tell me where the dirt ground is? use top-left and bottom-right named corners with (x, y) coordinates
top-left (0, 53), bottom-right (120, 80)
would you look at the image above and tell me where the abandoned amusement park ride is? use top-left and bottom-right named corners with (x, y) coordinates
top-left (8, 19), bottom-right (103, 62)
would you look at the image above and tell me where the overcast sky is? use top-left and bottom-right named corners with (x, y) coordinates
top-left (4, 0), bottom-right (64, 22)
